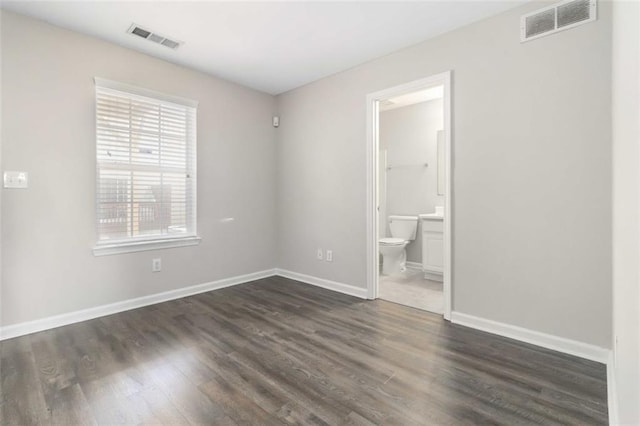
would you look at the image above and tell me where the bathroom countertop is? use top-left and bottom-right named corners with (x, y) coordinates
top-left (419, 213), bottom-right (443, 221)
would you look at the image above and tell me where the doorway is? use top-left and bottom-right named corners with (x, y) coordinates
top-left (366, 72), bottom-right (452, 319)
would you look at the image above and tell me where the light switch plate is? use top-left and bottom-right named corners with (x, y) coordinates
top-left (3, 171), bottom-right (28, 189)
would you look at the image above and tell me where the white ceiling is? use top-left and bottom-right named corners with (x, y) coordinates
top-left (1, 1), bottom-right (527, 95)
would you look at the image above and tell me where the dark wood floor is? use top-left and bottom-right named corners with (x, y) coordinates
top-left (1, 276), bottom-right (608, 425)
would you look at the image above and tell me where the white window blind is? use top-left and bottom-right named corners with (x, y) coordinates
top-left (94, 78), bottom-right (197, 252)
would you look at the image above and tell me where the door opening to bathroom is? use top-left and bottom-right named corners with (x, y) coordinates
top-left (366, 72), bottom-right (452, 319)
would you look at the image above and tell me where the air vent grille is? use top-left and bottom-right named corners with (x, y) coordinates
top-left (131, 27), bottom-right (151, 38)
top-left (147, 33), bottom-right (164, 44)
top-left (525, 9), bottom-right (556, 38)
top-left (161, 39), bottom-right (180, 49)
top-left (521, 0), bottom-right (596, 42)
top-left (557, 0), bottom-right (591, 27)
top-left (127, 24), bottom-right (182, 50)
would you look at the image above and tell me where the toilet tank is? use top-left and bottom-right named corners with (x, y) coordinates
top-left (388, 215), bottom-right (418, 241)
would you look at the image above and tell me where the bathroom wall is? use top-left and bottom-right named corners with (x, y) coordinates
top-left (1, 11), bottom-right (278, 327)
top-left (276, 1), bottom-right (612, 348)
top-left (379, 99), bottom-right (443, 263)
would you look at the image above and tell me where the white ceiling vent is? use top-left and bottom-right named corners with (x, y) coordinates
top-left (127, 24), bottom-right (182, 50)
top-left (520, 0), bottom-right (596, 43)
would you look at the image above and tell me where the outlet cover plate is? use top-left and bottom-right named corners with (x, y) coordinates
top-left (4, 171), bottom-right (28, 189)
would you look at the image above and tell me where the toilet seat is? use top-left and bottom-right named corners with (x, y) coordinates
top-left (379, 237), bottom-right (405, 246)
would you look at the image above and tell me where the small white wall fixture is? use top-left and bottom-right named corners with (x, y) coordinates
top-left (366, 71), bottom-right (453, 320)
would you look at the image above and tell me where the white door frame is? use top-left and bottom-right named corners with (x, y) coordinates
top-left (365, 71), bottom-right (453, 320)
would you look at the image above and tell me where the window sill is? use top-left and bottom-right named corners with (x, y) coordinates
top-left (93, 236), bottom-right (201, 256)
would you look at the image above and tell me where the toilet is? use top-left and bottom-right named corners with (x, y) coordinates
top-left (379, 215), bottom-right (418, 276)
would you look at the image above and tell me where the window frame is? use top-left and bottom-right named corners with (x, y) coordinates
top-left (92, 78), bottom-right (200, 256)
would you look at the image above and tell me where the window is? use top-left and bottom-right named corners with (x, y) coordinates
top-left (93, 78), bottom-right (199, 255)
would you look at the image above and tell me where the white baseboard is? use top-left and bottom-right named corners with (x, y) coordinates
top-left (423, 271), bottom-right (443, 282)
top-left (607, 352), bottom-right (619, 426)
top-left (450, 311), bottom-right (610, 364)
top-left (405, 261), bottom-right (422, 271)
top-left (0, 269), bottom-right (277, 341)
top-left (275, 269), bottom-right (368, 299)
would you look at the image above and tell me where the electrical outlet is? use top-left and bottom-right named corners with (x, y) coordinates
top-left (3, 171), bottom-right (28, 189)
top-left (316, 248), bottom-right (323, 260)
top-left (326, 250), bottom-right (333, 262)
top-left (152, 258), bottom-right (161, 272)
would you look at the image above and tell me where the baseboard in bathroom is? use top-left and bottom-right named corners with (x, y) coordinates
top-left (423, 271), bottom-right (443, 282)
top-left (406, 261), bottom-right (422, 271)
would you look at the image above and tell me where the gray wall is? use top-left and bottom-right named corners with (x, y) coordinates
top-left (612, 1), bottom-right (640, 423)
top-left (0, 11), bottom-right (277, 326)
top-left (1, 3), bottom-right (615, 351)
top-left (277, 2), bottom-right (612, 347)
top-left (380, 100), bottom-right (444, 263)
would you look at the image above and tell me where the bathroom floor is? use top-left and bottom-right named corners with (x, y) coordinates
top-left (379, 268), bottom-right (443, 314)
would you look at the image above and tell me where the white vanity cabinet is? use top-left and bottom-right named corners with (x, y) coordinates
top-left (419, 214), bottom-right (444, 281)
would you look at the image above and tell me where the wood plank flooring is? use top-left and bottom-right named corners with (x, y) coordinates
top-left (1, 276), bottom-right (608, 425)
